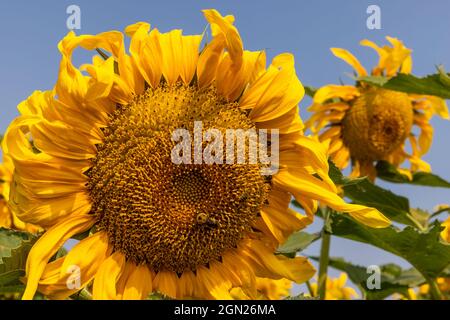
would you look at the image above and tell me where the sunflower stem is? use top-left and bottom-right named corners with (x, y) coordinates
top-left (71, 288), bottom-right (92, 300)
top-left (306, 280), bottom-right (315, 297)
top-left (430, 207), bottom-right (450, 219)
top-left (318, 209), bottom-right (332, 300)
top-left (424, 276), bottom-right (443, 300)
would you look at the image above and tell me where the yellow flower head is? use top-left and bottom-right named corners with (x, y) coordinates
top-left (311, 273), bottom-right (359, 300)
top-left (306, 37), bottom-right (449, 180)
top-left (0, 152), bottom-right (41, 233)
top-left (3, 9), bottom-right (387, 300)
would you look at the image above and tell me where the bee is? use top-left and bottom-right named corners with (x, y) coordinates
top-left (196, 212), bottom-right (219, 228)
top-left (239, 192), bottom-right (248, 203)
top-left (265, 175), bottom-right (273, 185)
top-left (196, 212), bottom-right (209, 225)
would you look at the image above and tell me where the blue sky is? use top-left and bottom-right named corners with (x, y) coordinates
top-left (0, 0), bottom-right (449, 295)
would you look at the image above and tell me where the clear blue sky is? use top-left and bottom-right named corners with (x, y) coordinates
top-left (0, 0), bottom-right (449, 295)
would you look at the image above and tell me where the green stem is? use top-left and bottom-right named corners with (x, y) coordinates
top-left (407, 213), bottom-right (427, 232)
top-left (306, 280), bottom-right (315, 298)
top-left (424, 276), bottom-right (443, 300)
top-left (430, 207), bottom-right (450, 219)
top-left (72, 288), bottom-right (92, 300)
top-left (318, 210), bottom-right (332, 300)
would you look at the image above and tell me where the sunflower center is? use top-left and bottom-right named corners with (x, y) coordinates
top-left (341, 88), bottom-right (413, 161)
top-left (87, 84), bottom-right (270, 274)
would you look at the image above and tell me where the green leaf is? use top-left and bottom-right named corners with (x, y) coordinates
top-left (328, 161), bottom-right (417, 226)
top-left (328, 213), bottom-right (450, 279)
top-left (359, 72), bottom-right (450, 99)
top-left (0, 284), bottom-right (25, 294)
top-left (376, 161), bottom-right (450, 188)
top-left (310, 257), bottom-right (425, 300)
top-left (304, 86), bottom-right (318, 98)
top-left (0, 228), bottom-right (37, 280)
top-left (409, 208), bottom-right (430, 230)
top-left (284, 293), bottom-right (318, 300)
top-left (0, 270), bottom-right (25, 287)
top-left (358, 75), bottom-right (388, 87)
top-left (276, 231), bottom-right (321, 258)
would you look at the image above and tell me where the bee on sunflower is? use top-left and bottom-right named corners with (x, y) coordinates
top-left (3, 9), bottom-right (388, 300)
top-left (306, 37), bottom-right (449, 180)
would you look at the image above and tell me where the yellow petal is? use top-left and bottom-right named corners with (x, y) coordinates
top-left (313, 85), bottom-right (360, 104)
top-left (159, 29), bottom-right (202, 85)
top-left (196, 265), bottom-right (233, 300)
top-left (60, 231), bottom-right (110, 278)
top-left (243, 240), bottom-right (315, 283)
top-left (153, 270), bottom-right (178, 299)
top-left (441, 216), bottom-right (450, 243)
top-left (261, 189), bottom-right (311, 243)
top-left (401, 55), bottom-right (413, 74)
top-left (256, 105), bottom-right (304, 134)
top-left (38, 231), bottom-right (110, 299)
top-left (179, 34), bottom-right (203, 85)
top-left (30, 119), bottom-right (99, 160)
top-left (198, 35), bottom-right (225, 88)
top-left (241, 53), bottom-right (304, 123)
top-left (10, 191), bottom-right (91, 228)
top-left (93, 251), bottom-right (126, 300)
top-left (127, 23), bottom-right (164, 89)
top-left (273, 170), bottom-right (391, 228)
top-left (121, 264), bottom-right (154, 300)
top-left (22, 213), bottom-right (95, 300)
top-left (178, 270), bottom-right (196, 299)
top-left (331, 48), bottom-right (367, 76)
top-left (203, 9), bottom-right (243, 69)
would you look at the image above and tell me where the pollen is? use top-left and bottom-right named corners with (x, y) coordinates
top-left (341, 87), bottom-right (413, 161)
top-left (87, 84), bottom-right (270, 274)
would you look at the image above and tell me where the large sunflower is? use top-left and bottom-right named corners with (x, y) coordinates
top-left (0, 153), bottom-right (40, 233)
top-left (306, 37), bottom-right (449, 180)
top-left (3, 9), bottom-right (388, 300)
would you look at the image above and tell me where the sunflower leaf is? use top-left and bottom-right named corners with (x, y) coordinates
top-left (358, 75), bottom-right (388, 87)
top-left (0, 228), bottom-right (37, 284)
top-left (359, 72), bottom-right (450, 99)
top-left (276, 231), bottom-right (321, 257)
top-left (284, 293), bottom-right (318, 300)
top-left (376, 160), bottom-right (450, 188)
top-left (304, 86), bottom-right (318, 98)
top-left (328, 161), bottom-right (416, 226)
top-left (326, 213), bottom-right (450, 279)
top-left (310, 256), bottom-right (425, 300)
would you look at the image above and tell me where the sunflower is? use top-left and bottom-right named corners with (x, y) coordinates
top-left (3, 9), bottom-right (388, 300)
top-left (306, 37), bottom-right (449, 180)
top-left (0, 153), bottom-right (41, 233)
top-left (230, 277), bottom-right (292, 300)
top-left (310, 273), bottom-right (359, 300)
